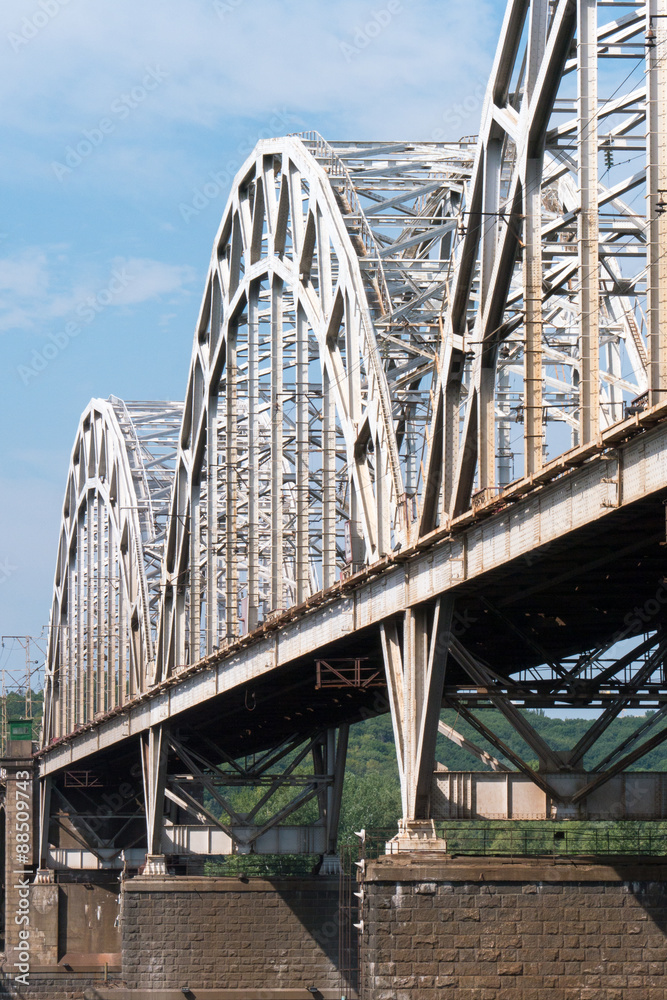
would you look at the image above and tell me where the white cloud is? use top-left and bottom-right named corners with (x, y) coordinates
top-left (110, 257), bottom-right (197, 305)
top-left (0, 248), bottom-right (50, 297)
top-left (0, 0), bottom-right (500, 141)
top-left (0, 246), bottom-right (197, 333)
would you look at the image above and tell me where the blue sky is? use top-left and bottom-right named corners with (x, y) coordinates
top-left (0, 0), bottom-right (502, 684)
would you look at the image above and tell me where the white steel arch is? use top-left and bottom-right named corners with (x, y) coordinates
top-left (420, 0), bottom-right (662, 528)
top-left (157, 134), bottom-right (473, 675)
top-left (42, 397), bottom-right (182, 744)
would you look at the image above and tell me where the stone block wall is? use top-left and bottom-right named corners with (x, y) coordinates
top-left (362, 855), bottom-right (667, 999)
top-left (0, 972), bottom-right (121, 998)
top-left (122, 875), bottom-right (355, 995)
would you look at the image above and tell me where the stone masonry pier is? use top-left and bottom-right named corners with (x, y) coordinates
top-left (361, 855), bottom-right (667, 999)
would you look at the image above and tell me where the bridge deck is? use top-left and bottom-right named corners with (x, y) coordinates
top-left (38, 403), bottom-right (667, 778)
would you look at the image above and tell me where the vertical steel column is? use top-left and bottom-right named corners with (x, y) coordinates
top-left (118, 535), bottom-right (127, 703)
top-left (288, 161), bottom-right (304, 256)
top-left (524, 161), bottom-right (544, 473)
top-left (37, 776), bottom-right (52, 871)
top-left (129, 535), bottom-right (139, 698)
top-left (206, 391), bottom-right (219, 655)
top-left (296, 304), bottom-right (309, 604)
top-left (108, 522), bottom-right (117, 713)
top-left (345, 294), bottom-right (360, 426)
top-left (403, 606), bottom-right (429, 819)
top-left (86, 498), bottom-right (95, 721)
top-left (248, 283), bottom-right (260, 630)
top-left (175, 477), bottom-right (188, 672)
top-left (648, 0), bottom-right (667, 405)
top-left (478, 366), bottom-right (497, 493)
top-left (271, 277), bottom-right (284, 611)
top-left (524, 0), bottom-right (548, 475)
top-left (77, 512), bottom-right (85, 725)
top-left (54, 631), bottom-right (62, 740)
top-left (345, 296), bottom-right (366, 562)
top-left (578, 0), bottom-right (600, 443)
top-left (322, 366), bottom-right (336, 588)
top-left (97, 502), bottom-right (106, 715)
top-left (67, 550), bottom-right (75, 733)
top-left (381, 598), bottom-right (454, 821)
top-left (316, 208), bottom-right (332, 315)
top-left (189, 479), bottom-right (201, 660)
top-left (376, 430), bottom-right (389, 558)
top-left (443, 375), bottom-right (460, 517)
top-left (478, 141), bottom-right (502, 491)
top-left (415, 598), bottom-right (454, 818)
top-left (380, 619), bottom-right (407, 812)
top-left (226, 327), bottom-right (238, 639)
top-left (326, 724), bottom-right (349, 855)
top-left (497, 365), bottom-right (513, 487)
top-left (140, 724), bottom-right (168, 872)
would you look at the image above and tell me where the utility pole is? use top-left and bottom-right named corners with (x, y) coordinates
top-left (1, 635), bottom-right (43, 737)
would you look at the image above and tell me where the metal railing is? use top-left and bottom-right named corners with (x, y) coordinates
top-left (360, 823), bottom-right (667, 860)
top-left (198, 853), bottom-right (320, 877)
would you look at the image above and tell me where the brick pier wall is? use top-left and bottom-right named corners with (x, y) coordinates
top-left (362, 855), bottom-right (667, 999)
top-left (122, 875), bottom-right (356, 996)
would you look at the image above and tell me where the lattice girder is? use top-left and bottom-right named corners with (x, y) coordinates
top-left (420, 0), bottom-right (662, 529)
top-left (156, 135), bottom-right (473, 675)
top-left (42, 398), bottom-right (182, 742)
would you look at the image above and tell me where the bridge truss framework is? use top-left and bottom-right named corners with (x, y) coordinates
top-left (35, 0), bottom-right (667, 872)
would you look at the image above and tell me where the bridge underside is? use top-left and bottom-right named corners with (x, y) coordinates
top-left (31, 0), bottom-right (667, 876)
top-left (38, 437), bottom-right (667, 867)
top-left (48, 474), bottom-right (667, 768)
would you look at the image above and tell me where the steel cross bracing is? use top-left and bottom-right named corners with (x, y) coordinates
top-left (156, 134), bottom-right (474, 677)
top-left (42, 398), bottom-right (182, 745)
top-left (36, 0), bottom-right (667, 868)
top-left (420, 0), bottom-right (663, 526)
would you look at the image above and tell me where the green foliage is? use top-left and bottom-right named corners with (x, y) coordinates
top-left (336, 706), bottom-right (667, 841)
top-left (338, 772), bottom-right (401, 843)
top-left (203, 707), bottom-right (667, 843)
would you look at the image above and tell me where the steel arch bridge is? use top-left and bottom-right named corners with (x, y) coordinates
top-left (42, 397), bottom-right (183, 743)
top-left (36, 0), bottom-right (667, 872)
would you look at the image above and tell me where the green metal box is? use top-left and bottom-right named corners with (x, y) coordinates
top-left (8, 719), bottom-right (32, 740)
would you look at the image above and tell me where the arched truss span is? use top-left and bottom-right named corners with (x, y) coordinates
top-left (157, 135), bottom-right (474, 674)
top-left (42, 397), bottom-right (182, 743)
top-left (420, 0), bottom-right (663, 528)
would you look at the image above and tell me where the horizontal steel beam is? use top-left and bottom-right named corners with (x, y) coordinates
top-left (433, 771), bottom-right (667, 821)
top-left (47, 824), bottom-right (327, 868)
